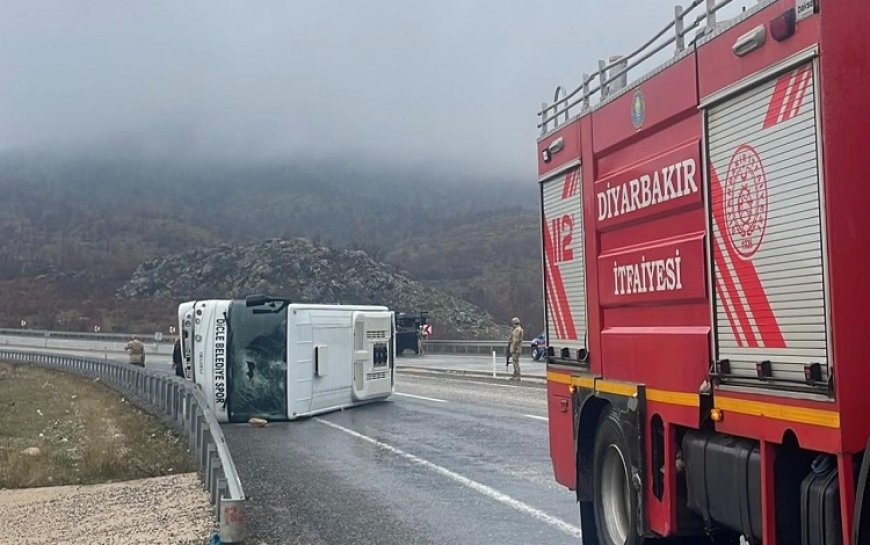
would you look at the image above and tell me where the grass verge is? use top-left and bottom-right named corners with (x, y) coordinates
top-left (0, 361), bottom-right (195, 488)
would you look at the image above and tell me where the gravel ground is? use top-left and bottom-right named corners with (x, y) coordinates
top-left (0, 472), bottom-right (214, 545)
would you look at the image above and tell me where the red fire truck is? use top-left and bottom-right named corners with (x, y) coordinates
top-left (537, 2), bottom-right (869, 544)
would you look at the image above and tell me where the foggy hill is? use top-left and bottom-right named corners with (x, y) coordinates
top-left (117, 238), bottom-right (508, 339)
top-left (386, 211), bottom-right (543, 334)
top-left (0, 152), bottom-right (538, 335)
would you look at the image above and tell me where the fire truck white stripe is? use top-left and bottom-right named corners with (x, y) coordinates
top-left (715, 278), bottom-right (744, 347)
top-left (788, 69), bottom-right (812, 121)
top-left (714, 221), bottom-right (763, 344)
top-left (315, 418), bottom-right (583, 538)
top-left (543, 254), bottom-right (566, 339)
top-left (711, 221), bottom-right (750, 345)
top-left (778, 71), bottom-right (797, 124)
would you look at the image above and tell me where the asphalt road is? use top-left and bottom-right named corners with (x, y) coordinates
top-left (2, 333), bottom-right (578, 544)
top-left (225, 373), bottom-right (579, 545)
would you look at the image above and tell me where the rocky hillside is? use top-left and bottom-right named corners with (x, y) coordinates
top-left (117, 238), bottom-right (509, 339)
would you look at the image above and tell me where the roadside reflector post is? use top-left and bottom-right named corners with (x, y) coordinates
top-left (492, 351), bottom-right (497, 378)
top-left (220, 498), bottom-right (246, 544)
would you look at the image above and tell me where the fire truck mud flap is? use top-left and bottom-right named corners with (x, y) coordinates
top-left (574, 382), bottom-right (647, 539)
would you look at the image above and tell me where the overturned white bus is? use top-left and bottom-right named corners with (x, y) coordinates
top-left (178, 295), bottom-right (395, 422)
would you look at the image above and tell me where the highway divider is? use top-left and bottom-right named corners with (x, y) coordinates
top-left (0, 349), bottom-right (246, 544)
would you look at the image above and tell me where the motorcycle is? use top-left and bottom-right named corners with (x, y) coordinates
top-left (530, 332), bottom-right (547, 361)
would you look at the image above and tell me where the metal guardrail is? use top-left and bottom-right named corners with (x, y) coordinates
top-left (537, 0), bottom-right (773, 133)
top-left (0, 349), bottom-right (246, 544)
top-left (0, 327), bottom-right (175, 344)
top-left (2, 327), bottom-right (513, 357)
top-left (423, 340), bottom-right (510, 356)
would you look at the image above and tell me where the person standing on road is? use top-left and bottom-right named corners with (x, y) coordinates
top-left (125, 336), bottom-right (145, 367)
top-left (509, 317), bottom-right (524, 381)
top-left (172, 336), bottom-right (184, 378)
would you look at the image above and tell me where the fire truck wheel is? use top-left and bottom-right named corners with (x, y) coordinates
top-left (593, 407), bottom-right (639, 545)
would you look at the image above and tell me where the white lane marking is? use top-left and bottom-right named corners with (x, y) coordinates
top-left (314, 418), bottom-right (582, 539)
top-left (523, 414), bottom-right (548, 422)
top-left (394, 392), bottom-right (448, 403)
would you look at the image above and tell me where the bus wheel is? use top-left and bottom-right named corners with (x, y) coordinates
top-left (593, 407), bottom-right (639, 545)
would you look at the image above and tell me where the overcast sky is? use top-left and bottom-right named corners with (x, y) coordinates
top-left (0, 1), bottom-right (751, 180)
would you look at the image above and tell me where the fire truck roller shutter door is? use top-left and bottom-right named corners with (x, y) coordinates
top-left (541, 165), bottom-right (587, 360)
top-left (707, 60), bottom-right (830, 390)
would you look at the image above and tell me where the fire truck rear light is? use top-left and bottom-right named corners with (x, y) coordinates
top-left (770, 10), bottom-right (797, 42)
top-left (756, 360), bottom-right (772, 380)
top-left (732, 25), bottom-right (767, 57)
top-left (804, 362), bottom-right (822, 384)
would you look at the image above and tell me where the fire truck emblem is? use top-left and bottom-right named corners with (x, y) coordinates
top-left (631, 89), bottom-right (645, 130)
top-left (724, 144), bottom-right (768, 259)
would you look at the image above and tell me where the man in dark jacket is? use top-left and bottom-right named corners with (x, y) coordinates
top-left (172, 337), bottom-right (184, 378)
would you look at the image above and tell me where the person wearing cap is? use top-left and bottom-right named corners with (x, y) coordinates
top-left (508, 317), bottom-right (524, 381)
top-left (125, 336), bottom-right (146, 367)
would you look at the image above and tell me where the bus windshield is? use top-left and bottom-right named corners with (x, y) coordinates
top-left (226, 300), bottom-right (288, 422)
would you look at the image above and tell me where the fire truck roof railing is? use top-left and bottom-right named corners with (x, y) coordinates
top-left (537, 0), bottom-right (776, 135)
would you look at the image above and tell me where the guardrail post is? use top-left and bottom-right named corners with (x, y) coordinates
top-left (207, 445), bottom-right (220, 499)
top-left (215, 478), bottom-right (227, 519)
top-left (162, 379), bottom-right (168, 413)
top-left (188, 405), bottom-right (199, 451)
top-left (199, 425), bottom-right (213, 472)
top-left (195, 412), bottom-right (206, 457)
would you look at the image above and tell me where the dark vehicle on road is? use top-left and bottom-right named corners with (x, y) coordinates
top-left (395, 311), bottom-right (429, 355)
